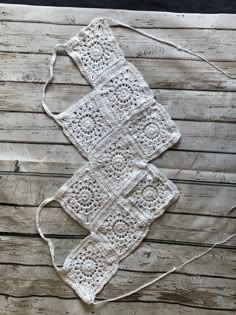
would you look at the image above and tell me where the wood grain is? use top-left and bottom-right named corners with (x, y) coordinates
top-left (1, 237), bottom-right (236, 278)
top-left (0, 264), bottom-right (235, 309)
top-left (0, 143), bottom-right (235, 183)
top-left (0, 297), bottom-right (234, 315)
top-left (0, 4), bottom-right (235, 313)
top-left (1, 52), bottom-right (236, 91)
top-left (0, 4), bottom-right (236, 29)
top-left (1, 22), bottom-right (236, 61)
top-left (0, 82), bottom-right (235, 122)
top-left (1, 205), bottom-right (236, 245)
top-left (0, 173), bottom-right (235, 215)
top-left (1, 112), bottom-right (235, 153)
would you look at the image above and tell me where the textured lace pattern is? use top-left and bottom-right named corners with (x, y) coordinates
top-left (99, 62), bottom-right (154, 121)
top-left (56, 93), bottom-right (115, 158)
top-left (126, 103), bottom-right (181, 160)
top-left (43, 17), bottom-right (181, 304)
top-left (91, 131), bottom-right (143, 191)
top-left (60, 234), bottom-right (118, 303)
top-left (65, 18), bottom-right (125, 85)
top-left (56, 166), bottom-right (113, 228)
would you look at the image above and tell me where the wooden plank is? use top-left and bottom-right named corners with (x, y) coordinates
top-left (1, 22), bottom-right (236, 61)
top-left (1, 52), bottom-right (236, 91)
top-left (0, 5), bottom-right (236, 29)
top-left (0, 7), bottom-right (235, 314)
top-left (0, 173), bottom-right (65, 206)
top-left (0, 143), bottom-right (235, 183)
top-left (0, 113), bottom-right (235, 153)
top-left (0, 264), bottom-right (235, 308)
top-left (1, 203), bottom-right (235, 246)
top-left (0, 296), bottom-right (233, 315)
top-left (0, 82), bottom-right (91, 115)
top-left (155, 89), bottom-right (236, 122)
top-left (0, 236), bottom-right (235, 278)
top-left (0, 174), bottom-right (235, 216)
top-left (1, 82), bottom-right (235, 122)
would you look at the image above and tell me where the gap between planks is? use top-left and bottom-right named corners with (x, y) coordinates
top-left (0, 294), bottom-right (235, 314)
top-left (1, 21), bottom-right (236, 62)
top-left (0, 5), bottom-right (236, 30)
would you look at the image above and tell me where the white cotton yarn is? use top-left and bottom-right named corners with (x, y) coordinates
top-left (36, 17), bottom-right (236, 305)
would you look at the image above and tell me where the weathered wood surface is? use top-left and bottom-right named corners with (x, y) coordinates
top-left (1, 205), bottom-right (236, 246)
top-left (1, 264), bottom-right (236, 308)
top-left (1, 236), bottom-right (236, 275)
top-left (1, 21), bottom-right (236, 61)
top-left (1, 4), bottom-right (236, 29)
top-left (0, 174), bottom-right (235, 216)
top-left (1, 52), bottom-right (236, 91)
top-left (1, 82), bottom-right (235, 122)
top-left (0, 143), bottom-right (235, 183)
top-left (1, 113), bottom-right (236, 153)
top-left (0, 298), bottom-right (233, 315)
top-left (0, 4), bottom-right (235, 315)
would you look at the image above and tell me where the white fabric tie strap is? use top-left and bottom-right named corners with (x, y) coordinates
top-left (36, 195), bottom-right (236, 304)
top-left (42, 44), bottom-right (66, 120)
top-left (38, 17), bottom-right (236, 304)
top-left (94, 231), bottom-right (236, 304)
top-left (36, 197), bottom-right (60, 272)
top-left (103, 17), bottom-right (236, 80)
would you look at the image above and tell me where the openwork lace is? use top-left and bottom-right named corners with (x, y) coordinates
top-left (36, 17), bottom-right (236, 305)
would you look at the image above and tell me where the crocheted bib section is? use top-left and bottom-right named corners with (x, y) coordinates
top-left (38, 17), bottom-right (181, 304)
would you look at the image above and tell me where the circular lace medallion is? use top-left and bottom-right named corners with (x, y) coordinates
top-left (78, 187), bottom-right (94, 206)
top-left (89, 42), bottom-right (103, 61)
top-left (142, 186), bottom-right (158, 202)
top-left (81, 258), bottom-right (97, 277)
top-left (113, 219), bottom-right (129, 239)
top-left (81, 115), bottom-right (95, 134)
top-left (112, 153), bottom-right (126, 173)
top-left (144, 122), bottom-right (159, 140)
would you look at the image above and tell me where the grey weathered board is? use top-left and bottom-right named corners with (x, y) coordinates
top-left (0, 4), bottom-right (235, 315)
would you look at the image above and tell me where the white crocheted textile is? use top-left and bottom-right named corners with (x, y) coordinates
top-left (37, 17), bottom-right (181, 304)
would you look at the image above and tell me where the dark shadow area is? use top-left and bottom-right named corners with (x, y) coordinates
top-left (1, 0), bottom-right (236, 13)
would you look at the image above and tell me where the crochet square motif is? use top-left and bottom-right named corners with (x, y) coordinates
top-left (37, 16), bottom-right (181, 304)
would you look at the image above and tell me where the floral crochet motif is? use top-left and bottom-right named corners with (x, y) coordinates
top-left (37, 16), bottom-right (181, 305)
top-left (61, 235), bottom-right (118, 303)
top-left (56, 167), bottom-right (112, 228)
top-left (127, 103), bottom-right (181, 160)
top-left (97, 201), bottom-right (148, 258)
top-left (65, 18), bottom-right (125, 85)
top-left (92, 133), bottom-right (142, 191)
top-left (56, 95), bottom-right (114, 158)
top-left (100, 63), bottom-right (153, 121)
top-left (123, 165), bottom-right (179, 220)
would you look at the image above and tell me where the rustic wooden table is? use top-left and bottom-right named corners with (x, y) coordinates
top-left (0, 4), bottom-right (235, 314)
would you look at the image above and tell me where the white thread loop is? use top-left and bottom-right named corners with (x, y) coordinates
top-left (42, 44), bottom-right (66, 120)
top-left (103, 17), bottom-right (236, 80)
top-left (94, 232), bottom-right (236, 304)
top-left (36, 197), bottom-right (60, 272)
top-left (39, 18), bottom-right (236, 305)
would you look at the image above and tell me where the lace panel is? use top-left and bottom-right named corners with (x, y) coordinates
top-left (56, 95), bottom-right (114, 159)
top-left (126, 103), bottom-right (181, 160)
top-left (65, 18), bottom-right (125, 85)
top-left (38, 16), bottom-right (182, 304)
top-left (122, 165), bottom-right (180, 220)
top-left (99, 62), bottom-right (154, 121)
top-left (96, 200), bottom-right (149, 259)
top-left (91, 131), bottom-right (143, 191)
top-left (61, 234), bottom-right (118, 304)
top-left (55, 166), bottom-right (113, 228)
